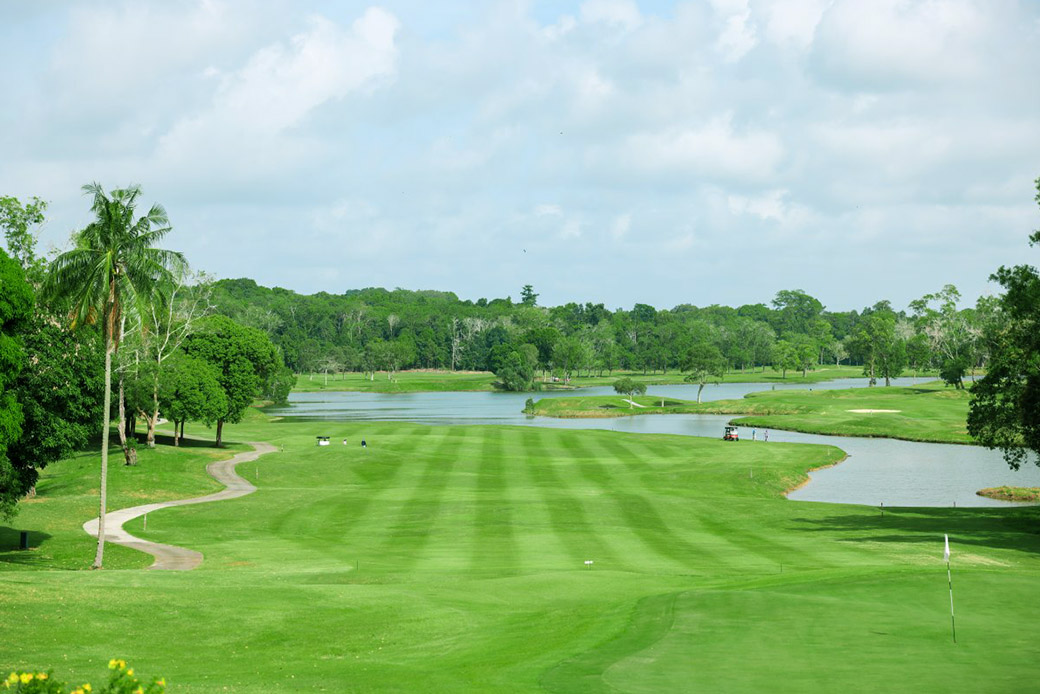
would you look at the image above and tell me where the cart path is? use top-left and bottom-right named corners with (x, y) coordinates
top-left (82, 442), bottom-right (277, 570)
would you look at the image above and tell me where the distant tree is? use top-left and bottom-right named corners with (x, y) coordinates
top-left (682, 342), bottom-right (727, 403)
top-left (182, 315), bottom-right (279, 446)
top-left (520, 284), bottom-right (538, 307)
top-left (771, 340), bottom-right (798, 379)
top-left (613, 377), bottom-right (646, 408)
top-left (317, 355), bottom-right (340, 386)
top-left (850, 310), bottom-right (905, 386)
top-left (968, 180), bottom-right (1040, 469)
top-left (905, 333), bottom-right (931, 383)
top-left (0, 195), bottom-right (48, 284)
top-left (771, 289), bottom-right (824, 337)
top-left (910, 284), bottom-right (972, 388)
top-left (0, 249), bottom-right (32, 520)
top-left (495, 344), bottom-right (538, 391)
top-left (42, 183), bottom-right (184, 568)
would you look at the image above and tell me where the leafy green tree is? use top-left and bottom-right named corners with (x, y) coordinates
top-left (0, 195), bottom-right (48, 284)
top-left (182, 314), bottom-right (279, 446)
top-left (42, 183), bottom-right (184, 568)
top-left (158, 354), bottom-right (227, 446)
top-left (771, 289), bottom-right (824, 337)
top-left (910, 284), bottom-right (972, 388)
top-left (771, 340), bottom-right (798, 379)
top-left (520, 284), bottom-right (538, 306)
top-left (968, 179), bottom-right (1040, 469)
top-left (7, 315), bottom-right (104, 504)
top-left (905, 333), bottom-right (931, 383)
top-left (682, 342), bottom-right (727, 403)
top-left (0, 249), bottom-right (32, 519)
top-left (495, 345), bottom-right (538, 391)
top-left (850, 310), bottom-right (905, 386)
top-left (612, 377), bottom-right (646, 408)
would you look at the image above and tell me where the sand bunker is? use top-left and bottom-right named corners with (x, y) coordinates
top-left (846, 409), bottom-right (901, 413)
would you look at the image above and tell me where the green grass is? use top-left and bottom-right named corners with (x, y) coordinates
top-left (535, 381), bottom-right (973, 444)
top-left (2, 414), bottom-right (1038, 692)
top-left (976, 486), bottom-right (1040, 503)
top-left (294, 370), bottom-right (499, 392)
top-left (292, 365), bottom-right (880, 394)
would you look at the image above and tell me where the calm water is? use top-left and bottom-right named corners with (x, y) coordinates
top-left (267, 379), bottom-right (1040, 508)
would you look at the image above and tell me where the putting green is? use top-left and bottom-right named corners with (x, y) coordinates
top-left (1, 418), bottom-right (1037, 692)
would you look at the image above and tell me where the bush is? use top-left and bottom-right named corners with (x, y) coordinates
top-left (4, 660), bottom-right (165, 694)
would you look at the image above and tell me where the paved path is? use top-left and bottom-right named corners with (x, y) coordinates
top-left (82, 442), bottom-right (277, 570)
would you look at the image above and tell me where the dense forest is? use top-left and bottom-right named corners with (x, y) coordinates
top-left (211, 278), bottom-right (997, 391)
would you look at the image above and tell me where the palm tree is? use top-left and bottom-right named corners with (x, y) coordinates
top-left (43, 183), bottom-right (184, 569)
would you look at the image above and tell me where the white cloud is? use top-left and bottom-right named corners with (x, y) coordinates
top-left (535, 204), bottom-right (563, 217)
top-left (562, 218), bottom-right (584, 239)
top-left (713, 0), bottom-right (758, 62)
top-left (580, 0), bottom-right (643, 30)
top-left (756, 0), bottom-right (829, 50)
top-left (611, 213), bottom-right (632, 239)
top-left (156, 9), bottom-right (399, 175)
top-left (812, 0), bottom-right (990, 87)
top-left (624, 116), bottom-right (785, 181)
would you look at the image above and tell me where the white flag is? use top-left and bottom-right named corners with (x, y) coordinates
top-left (944, 534), bottom-right (950, 562)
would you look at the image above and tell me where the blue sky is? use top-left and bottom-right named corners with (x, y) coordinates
top-left (1, 0), bottom-right (1038, 311)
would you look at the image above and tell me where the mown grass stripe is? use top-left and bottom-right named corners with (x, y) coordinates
top-left (519, 428), bottom-right (623, 570)
top-left (469, 427), bottom-right (520, 573)
top-left (376, 428), bottom-right (461, 571)
top-left (553, 431), bottom-right (722, 573)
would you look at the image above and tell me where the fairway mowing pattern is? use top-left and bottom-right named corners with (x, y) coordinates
top-left (557, 432), bottom-right (712, 575)
top-left (379, 427), bottom-right (460, 571)
top-left (5, 419), bottom-right (1040, 693)
top-left (518, 428), bottom-right (626, 571)
top-left (471, 427), bottom-right (521, 574)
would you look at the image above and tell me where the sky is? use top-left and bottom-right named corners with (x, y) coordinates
top-left (1, 0), bottom-right (1038, 313)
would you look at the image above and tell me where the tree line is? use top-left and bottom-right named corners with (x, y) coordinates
top-left (210, 279), bottom-right (997, 393)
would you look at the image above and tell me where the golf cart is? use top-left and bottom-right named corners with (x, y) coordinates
top-left (723, 426), bottom-right (739, 441)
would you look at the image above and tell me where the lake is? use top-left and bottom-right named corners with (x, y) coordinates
top-left (266, 378), bottom-right (1040, 508)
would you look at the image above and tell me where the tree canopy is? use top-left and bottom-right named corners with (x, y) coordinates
top-left (0, 248), bottom-right (32, 519)
top-left (967, 177), bottom-right (1040, 469)
top-left (182, 314), bottom-right (280, 446)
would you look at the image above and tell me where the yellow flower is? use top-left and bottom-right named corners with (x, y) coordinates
top-left (5, 673), bottom-right (15, 684)
top-left (134, 688), bottom-right (143, 694)
top-left (37, 673), bottom-right (48, 680)
top-left (127, 669), bottom-right (134, 677)
top-left (83, 684), bottom-right (93, 692)
top-left (72, 689), bottom-right (83, 694)
top-left (108, 660), bottom-right (118, 670)
top-left (158, 678), bottom-right (166, 687)
top-left (19, 674), bottom-right (32, 684)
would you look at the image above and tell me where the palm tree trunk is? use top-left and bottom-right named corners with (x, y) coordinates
top-left (93, 343), bottom-right (112, 569)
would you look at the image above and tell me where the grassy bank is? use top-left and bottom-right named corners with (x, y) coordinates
top-left (2, 412), bottom-right (1038, 692)
top-left (977, 486), bottom-right (1040, 502)
top-left (293, 364), bottom-right (879, 394)
top-left (534, 381), bottom-right (973, 444)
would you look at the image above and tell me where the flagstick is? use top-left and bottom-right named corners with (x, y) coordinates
top-left (947, 559), bottom-right (957, 644)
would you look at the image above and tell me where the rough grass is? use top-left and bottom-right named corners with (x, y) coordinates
top-left (535, 381), bottom-right (973, 445)
top-left (976, 486), bottom-right (1040, 502)
top-left (1, 414), bottom-right (1038, 692)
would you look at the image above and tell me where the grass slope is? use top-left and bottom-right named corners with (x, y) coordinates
top-left (535, 382), bottom-right (973, 444)
top-left (292, 365), bottom-right (876, 394)
top-left (1, 415), bottom-right (1037, 692)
